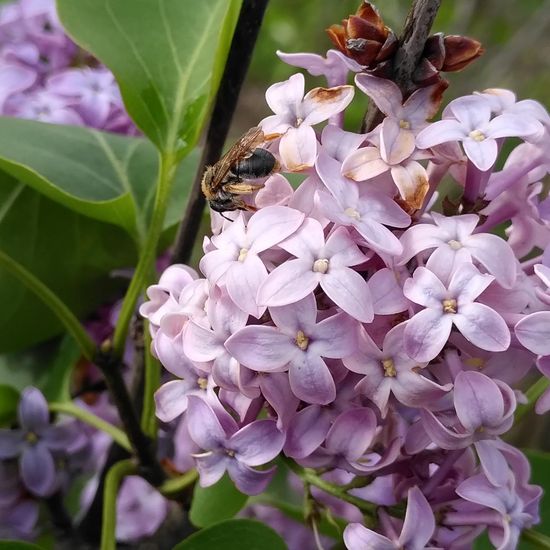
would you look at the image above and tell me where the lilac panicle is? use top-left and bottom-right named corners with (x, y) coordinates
top-left (139, 38), bottom-right (550, 548)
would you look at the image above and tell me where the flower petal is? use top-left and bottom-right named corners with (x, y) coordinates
top-left (369, 268), bottom-right (408, 314)
top-left (463, 137), bottom-right (498, 171)
top-left (355, 73), bottom-right (402, 117)
top-left (154, 380), bottom-right (192, 423)
top-left (289, 354), bottom-right (335, 404)
top-left (230, 420), bottom-right (284, 466)
top-left (464, 233), bottom-right (517, 288)
top-left (403, 266), bottom-right (447, 308)
top-left (325, 408), bottom-right (377, 460)
top-left (515, 311), bottom-right (550, 355)
top-left (309, 312), bottom-right (359, 358)
top-left (279, 125), bottom-right (317, 171)
top-left (257, 259), bottom-right (318, 307)
top-left (247, 206), bottom-right (305, 254)
top-left (227, 461), bottom-right (275, 496)
top-left (343, 523), bottom-right (395, 550)
top-left (399, 486), bottom-right (435, 549)
top-left (225, 326), bottom-right (296, 371)
top-left (390, 161), bottom-right (429, 211)
top-left (265, 73), bottom-right (304, 117)
top-left (21, 444), bottom-right (56, 497)
top-left (320, 268), bottom-right (374, 322)
top-left (341, 146), bottom-right (388, 181)
top-left (18, 387), bottom-right (49, 433)
top-left (453, 303), bottom-right (510, 352)
top-left (416, 119), bottom-right (466, 149)
top-left (226, 256), bottom-right (267, 318)
top-left (380, 118), bottom-right (415, 165)
top-left (0, 430), bottom-right (24, 459)
top-left (186, 395), bottom-right (229, 450)
top-left (404, 308), bottom-right (452, 362)
top-left (448, 262), bottom-right (494, 304)
top-left (301, 85), bottom-right (354, 125)
top-left (284, 405), bottom-right (331, 458)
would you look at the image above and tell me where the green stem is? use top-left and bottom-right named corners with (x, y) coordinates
top-left (158, 469), bottom-right (198, 497)
top-left (112, 150), bottom-right (178, 357)
top-left (522, 528), bottom-right (550, 549)
top-left (49, 402), bottom-right (131, 453)
top-left (141, 323), bottom-right (160, 438)
top-left (282, 457), bottom-right (375, 516)
top-left (0, 249), bottom-right (95, 360)
top-left (515, 376), bottom-right (550, 422)
top-left (101, 459), bottom-right (137, 550)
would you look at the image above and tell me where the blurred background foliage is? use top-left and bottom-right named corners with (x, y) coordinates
top-left (232, 0), bottom-right (550, 136)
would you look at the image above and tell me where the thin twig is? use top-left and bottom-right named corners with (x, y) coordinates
top-left (171, 0), bottom-right (270, 265)
top-left (363, 0), bottom-right (441, 131)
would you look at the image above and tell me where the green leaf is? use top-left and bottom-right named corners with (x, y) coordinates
top-left (0, 118), bottom-right (195, 240)
top-left (0, 384), bottom-right (19, 426)
top-left (56, 0), bottom-right (242, 153)
top-left (0, 173), bottom-right (136, 351)
top-left (190, 474), bottom-right (248, 528)
top-left (172, 519), bottom-right (287, 550)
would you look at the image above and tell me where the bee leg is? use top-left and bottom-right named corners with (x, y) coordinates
top-left (224, 183), bottom-right (265, 195)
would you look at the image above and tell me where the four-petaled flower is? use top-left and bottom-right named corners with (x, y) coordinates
top-left (186, 395), bottom-right (284, 495)
top-left (403, 263), bottom-right (510, 362)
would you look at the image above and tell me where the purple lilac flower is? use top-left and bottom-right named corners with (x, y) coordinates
top-left (186, 395), bottom-right (284, 495)
top-left (403, 263), bottom-right (510, 362)
top-left (0, 387), bottom-right (86, 496)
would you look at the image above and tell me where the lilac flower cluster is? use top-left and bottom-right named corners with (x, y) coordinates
top-left (141, 48), bottom-right (550, 548)
top-left (0, 0), bottom-right (135, 132)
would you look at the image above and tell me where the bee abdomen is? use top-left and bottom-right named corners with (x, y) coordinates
top-left (233, 148), bottom-right (277, 180)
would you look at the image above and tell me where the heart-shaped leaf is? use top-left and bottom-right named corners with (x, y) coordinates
top-left (190, 474), bottom-right (248, 528)
top-left (0, 173), bottom-right (136, 351)
top-left (56, 0), bottom-right (241, 153)
top-left (0, 118), bottom-right (197, 240)
top-left (172, 519), bottom-right (287, 550)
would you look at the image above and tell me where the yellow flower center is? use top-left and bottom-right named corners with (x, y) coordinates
top-left (469, 129), bottom-right (486, 142)
top-left (344, 207), bottom-right (361, 220)
top-left (238, 248), bottom-right (249, 262)
top-left (399, 119), bottom-right (410, 129)
top-left (197, 377), bottom-right (208, 390)
top-left (465, 357), bottom-right (486, 370)
top-left (25, 432), bottom-right (38, 444)
top-left (295, 330), bottom-right (309, 351)
top-left (448, 239), bottom-right (463, 250)
top-left (313, 258), bottom-right (329, 273)
top-left (442, 298), bottom-right (457, 314)
top-left (382, 358), bottom-right (396, 377)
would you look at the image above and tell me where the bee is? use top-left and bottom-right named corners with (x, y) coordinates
top-left (201, 126), bottom-right (279, 216)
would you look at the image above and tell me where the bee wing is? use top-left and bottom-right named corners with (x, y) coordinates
top-left (210, 126), bottom-right (266, 190)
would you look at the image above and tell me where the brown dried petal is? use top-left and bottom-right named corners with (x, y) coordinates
top-left (424, 33), bottom-right (445, 70)
top-left (347, 15), bottom-right (387, 42)
top-left (442, 35), bottom-right (484, 72)
top-left (356, 1), bottom-right (386, 33)
top-left (346, 38), bottom-right (382, 67)
top-left (326, 24), bottom-right (347, 53)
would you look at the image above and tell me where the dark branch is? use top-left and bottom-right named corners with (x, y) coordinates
top-left (363, 0), bottom-right (441, 131)
top-left (171, 0), bottom-right (270, 265)
top-left (93, 345), bottom-right (164, 486)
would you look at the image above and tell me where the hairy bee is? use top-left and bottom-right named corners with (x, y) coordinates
top-left (201, 126), bottom-right (279, 215)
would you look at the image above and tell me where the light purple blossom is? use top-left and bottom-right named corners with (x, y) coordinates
top-left (403, 263), bottom-right (510, 362)
top-left (260, 72), bottom-right (354, 170)
top-left (416, 95), bottom-right (543, 171)
top-left (186, 395), bottom-right (284, 495)
top-left (399, 212), bottom-right (518, 287)
top-left (200, 206), bottom-right (304, 317)
top-left (257, 218), bottom-right (374, 322)
top-left (116, 476), bottom-right (169, 543)
top-left (344, 323), bottom-right (451, 415)
top-left (0, 387), bottom-right (86, 496)
top-left (226, 293), bottom-right (358, 404)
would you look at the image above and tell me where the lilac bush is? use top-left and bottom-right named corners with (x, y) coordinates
top-left (0, 0), bottom-right (549, 548)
